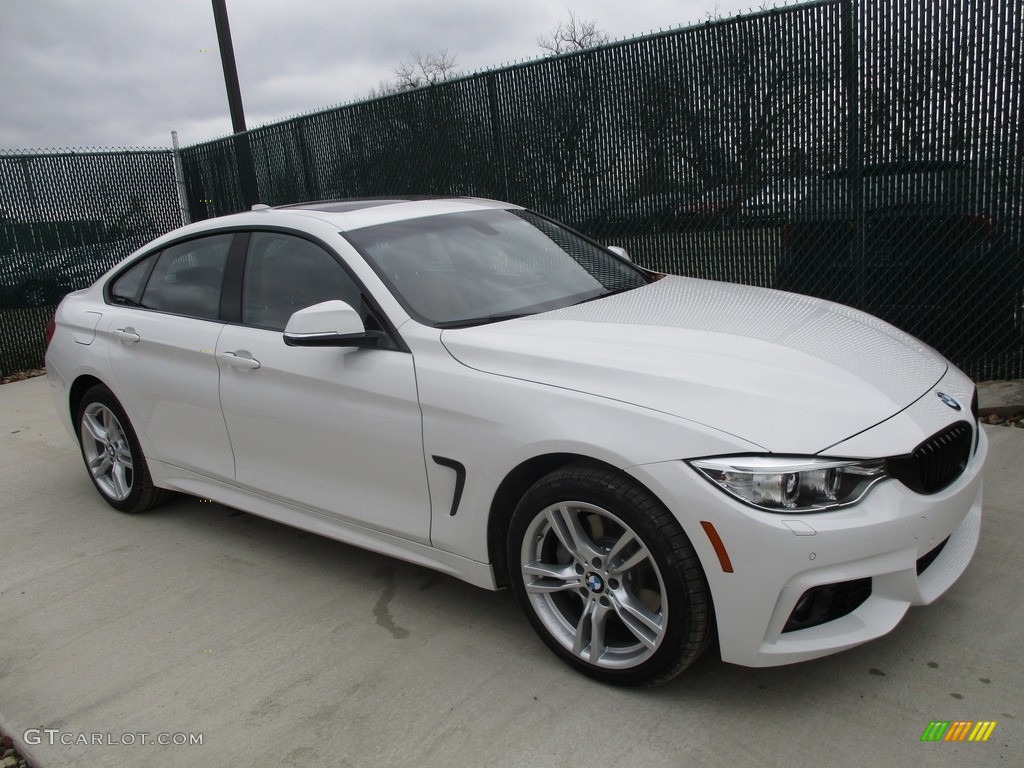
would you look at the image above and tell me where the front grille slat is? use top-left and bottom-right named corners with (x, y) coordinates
top-left (889, 421), bottom-right (973, 494)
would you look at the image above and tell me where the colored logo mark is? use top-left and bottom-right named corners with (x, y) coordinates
top-left (921, 721), bottom-right (997, 742)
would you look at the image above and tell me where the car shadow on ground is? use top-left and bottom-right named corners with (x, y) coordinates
top-left (149, 492), bottom-right (994, 709)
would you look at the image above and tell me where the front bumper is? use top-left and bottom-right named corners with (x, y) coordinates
top-left (630, 426), bottom-right (986, 668)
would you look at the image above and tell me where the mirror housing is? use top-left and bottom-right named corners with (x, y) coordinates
top-left (283, 300), bottom-right (385, 348)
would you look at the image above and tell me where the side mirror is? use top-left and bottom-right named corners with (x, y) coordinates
top-left (283, 300), bottom-right (385, 348)
top-left (607, 245), bottom-right (632, 262)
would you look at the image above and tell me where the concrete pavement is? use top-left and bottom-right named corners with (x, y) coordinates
top-left (977, 379), bottom-right (1024, 418)
top-left (1, 375), bottom-right (1021, 767)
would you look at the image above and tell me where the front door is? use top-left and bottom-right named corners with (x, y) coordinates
top-left (216, 231), bottom-right (430, 542)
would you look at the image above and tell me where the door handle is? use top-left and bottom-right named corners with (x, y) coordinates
top-left (218, 351), bottom-right (261, 370)
top-left (113, 328), bottom-right (140, 343)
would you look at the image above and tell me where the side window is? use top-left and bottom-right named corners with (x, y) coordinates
top-left (109, 253), bottom-right (156, 305)
top-left (140, 234), bottom-right (232, 320)
top-left (242, 232), bottom-right (365, 331)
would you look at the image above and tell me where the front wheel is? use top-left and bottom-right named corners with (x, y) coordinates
top-left (507, 463), bottom-right (713, 686)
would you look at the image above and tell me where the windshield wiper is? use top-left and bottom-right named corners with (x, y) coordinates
top-left (573, 285), bottom-right (637, 306)
top-left (437, 312), bottom-right (527, 329)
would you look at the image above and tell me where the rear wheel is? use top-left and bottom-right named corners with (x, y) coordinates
top-left (507, 463), bottom-right (713, 686)
top-left (76, 385), bottom-right (174, 513)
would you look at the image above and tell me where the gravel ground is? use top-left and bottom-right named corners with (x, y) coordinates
top-left (0, 732), bottom-right (32, 768)
top-left (0, 368), bottom-right (45, 386)
top-left (981, 411), bottom-right (1024, 428)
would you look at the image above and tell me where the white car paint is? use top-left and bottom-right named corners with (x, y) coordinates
top-left (441, 275), bottom-right (949, 454)
top-left (45, 197), bottom-right (984, 672)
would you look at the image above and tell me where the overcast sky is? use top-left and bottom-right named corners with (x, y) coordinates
top-left (0, 0), bottom-right (769, 152)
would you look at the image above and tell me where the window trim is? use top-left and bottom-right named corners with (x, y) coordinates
top-left (104, 232), bottom-right (235, 321)
top-left (136, 232), bottom-right (234, 321)
top-left (107, 251), bottom-right (159, 307)
top-left (102, 225), bottom-right (409, 352)
top-left (234, 227), bottom-right (409, 352)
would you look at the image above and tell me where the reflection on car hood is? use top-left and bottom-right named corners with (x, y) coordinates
top-left (440, 276), bottom-right (947, 453)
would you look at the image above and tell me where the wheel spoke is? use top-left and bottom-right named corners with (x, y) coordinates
top-left (571, 600), bottom-right (611, 663)
top-left (523, 561), bottom-right (580, 593)
top-left (610, 591), bottom-right (664, 650)
top-left (103, 408), bottom-right (123, 444)
top-left (115, 447), bottom-right (133, 470)
top-left (110, 462), bottom-right (130, 500)
top-left (611, 545), bottom-right (650, 575)
top-left (545, 504), bottom-right (600, 561)
top-left (606, 529), bottom-right (635, 562)
top-left (606, 529), bottom-right (653, 575)
top-left (88, 454), bottom-right (112, 476)
top-left (81, 411), bottom-right (108, 445)
top-left (587, 603), bottom-right (610, 664)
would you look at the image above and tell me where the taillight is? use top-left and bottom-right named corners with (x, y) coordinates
top-left (45, 315), bottom-right (56, 351)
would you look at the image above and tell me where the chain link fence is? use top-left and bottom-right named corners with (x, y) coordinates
top-left (0, 149), bottom-right (183, 374)
top-left (2, 0), bottom-right (1022, 380)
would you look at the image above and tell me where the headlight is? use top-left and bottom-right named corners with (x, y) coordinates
top-left (689, 456), bottom-right (889, 513)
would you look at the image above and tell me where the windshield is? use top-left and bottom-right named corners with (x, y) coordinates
top-left (344, 208), bottom-right (650, 327)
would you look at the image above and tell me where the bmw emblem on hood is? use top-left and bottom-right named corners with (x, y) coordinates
top-left (937, 392), bottom-right (961, 411)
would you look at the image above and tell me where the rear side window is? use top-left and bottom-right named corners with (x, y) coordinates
top-left (140, 234), bottom-right (232, 320)
top-left (109, 253), bottom-right (156, 305)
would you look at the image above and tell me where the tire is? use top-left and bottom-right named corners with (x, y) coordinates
top-left (507, 463), bottom-right (714, 686)
top-left (76, 384), bottom-right (174, 513)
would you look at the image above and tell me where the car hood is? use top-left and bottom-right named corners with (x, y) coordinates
top-left (440, 276), bottom-right (947, 453)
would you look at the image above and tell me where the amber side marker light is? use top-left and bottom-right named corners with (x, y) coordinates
top-left (700, 521), bottom-right (734, 573)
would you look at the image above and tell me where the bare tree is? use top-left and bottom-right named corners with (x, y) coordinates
top-left (369, 49), bottom-right (460, 97)
top-left (538, 11), bottom-right (609, 55)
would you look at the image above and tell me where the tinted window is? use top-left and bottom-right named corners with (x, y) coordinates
top-left (242, 232), bottom-right (365, 331)
top-left (109, 253), bottom-right (155, 305)
top-left (140, 234), bottom-right (231, 320)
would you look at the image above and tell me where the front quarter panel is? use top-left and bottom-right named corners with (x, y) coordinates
top-left (405, 324), bottom-right (761, 564)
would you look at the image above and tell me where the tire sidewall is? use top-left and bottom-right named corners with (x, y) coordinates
top-left (76, 385), bottom-right (151, 513)
top-left (507, 465), bottom-right (709, 686)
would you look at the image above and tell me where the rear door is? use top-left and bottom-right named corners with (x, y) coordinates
top-left (105, 233), bottom-right (236, 481)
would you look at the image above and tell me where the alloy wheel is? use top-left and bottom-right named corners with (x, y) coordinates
top-left (80, 402), bottom-right (135, 501)
top-left (520, 501), bottom-right (668, 669)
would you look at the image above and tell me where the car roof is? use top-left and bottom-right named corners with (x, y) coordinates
top-left (277, 197), bottom-right (449, 213)
top-left (252, 196), bottom-right (519, 230)
top-left (127, 197), bottom-right (523, 257)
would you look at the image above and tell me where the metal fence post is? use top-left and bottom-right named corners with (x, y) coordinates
top-left (842, 0), bottom-right (865, 307)
top-left (487, 74), bottom-right (509, 202)
top-left (171, 131), bottom-right (191, 226)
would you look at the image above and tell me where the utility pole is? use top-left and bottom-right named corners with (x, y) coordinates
top-left (211, 0), bottom-right (258, 209)
top-left (211, 0), bottom-right (246, 134)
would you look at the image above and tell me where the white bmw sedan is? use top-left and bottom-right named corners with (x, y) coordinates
top-left (45, 197), bottom-right (985, 685)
